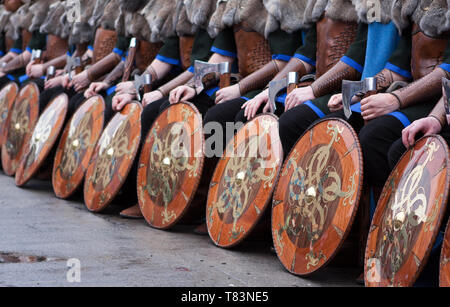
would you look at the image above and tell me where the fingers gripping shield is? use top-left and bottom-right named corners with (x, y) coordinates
top-left (365, 135), bottom-right (449, 287)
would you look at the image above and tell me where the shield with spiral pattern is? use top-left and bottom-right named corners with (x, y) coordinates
top-left (15, 94), bottom-right (68, 187)
top-left (272, 118), bottom-right (363, 276)
top-left (1, 82), bottom-right (39, 176)
top-left (207, 114), bottom-right (283, 248)
top-left (441, 219), bottom-right (450, 287)
top-left (365, 135), bottom-right (449, 287)
top-left (84, 102), bottom-right (142, 212)
top-left (52, 95), bottom-right (105, 199)
top-left (0, 82), bottom-right (19, 146)
top-left (137, 102), bottom-right (204, 229)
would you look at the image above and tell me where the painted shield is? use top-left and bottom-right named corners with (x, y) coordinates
top-left (0, 83), bottom-right (19, 146)
top-left (137, 102), bottom-right (204, 229)
top-left (207, 114), bottom-right (283, 247)
top-left (441, 219), bottom-right (450, 287)
top-left (365, 135), bottom-right (449, 287)
top-left (272, 118), bottom-right (363, 276)
top-left (84, 102), bottom-right (142, 212)
top-left (1, 83), bottom-right (39, 176)
top-left (52, 96), bottom-right (105, 199)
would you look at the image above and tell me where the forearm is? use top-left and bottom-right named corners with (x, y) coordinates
top-left (390, 68), bottom-right (450, 109)
top-left (238, 60), bottom-right (283, 95)
top-left (311, 61), bottom-right (361, 97)
top-left (272, 57), bottom-right (313, 82)
top-left (374, 68), bottom-right (410, 92)
top-left (144, 59), bottom-right (172, 83)
top-left (157, 70), bottom-right (194, 96)
top-left (86, 53), bottom-right (121, 82)
top-left (104, 61), bottom-right (125, 85)
top-left (428, 97), bottom-right (447, 129)
top-left (0, 52), bottom-right (18, 65)
top-left (2, 51), bottom-right (31, 72)
top-left (42, 54), bottom-right (67, 71)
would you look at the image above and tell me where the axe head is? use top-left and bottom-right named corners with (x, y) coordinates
top-left (31, 49), bottom-right (42, 61)
top-left (129, 37), bottom-right (137, 48)
top-left (193, 60), bottom-right (230, 93)
top-left (134, 73), bottom-right (152, 101)
top-left (65, 55), bottom-right (82, 80)
top-left (443, 78), bottom-right (450, 115)
top-left (342, 77), bottom-right (377, 120)
top-left (46, 65), bottom-right (55, 81)
top-left (268, 72), bottom-right (298, 114)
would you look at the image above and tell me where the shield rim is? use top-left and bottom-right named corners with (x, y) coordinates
top-left (137, 101), bottom-right (205, 230)
top-left (364, 134), bottom-right (450, 287)
top-left (0, 82), bottom-right (19, 146)
top-left (1, 82), bottom-right (40, 176)
top-left (271, 117), bottom-right (364, 276)
top-left (83, 101), bottom-right (143, 213)
top-left (206, 113), bottom-right (283, 248)
top-left (440, 219), bottom-right (450, 287)
top-left (52, 95), bottom-right (106, 199)
top-left (15, 93), bottom-right (69, 187)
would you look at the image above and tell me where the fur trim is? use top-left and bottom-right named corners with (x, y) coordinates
top-left (221, 0), bottom-right (269, 36)
top-left (325, 0), bottom-right (359, 23)
top-left (354, 0), bottom-right (395, 24)
top-left (0, 5), bottom-right (12, 33)
top-left (184, 0), bottom-right (216, 27)
top-left (208, 0), bottom-right (228, 38)
top-left (392, 0), bottom-right (418, 31)
top-left (99, 0), bottom-right (121, 31)
top-left (88, 0), bottom-right (110, 28)
top-left (40, 1), bottom-right (66, 37)
top-left (28, 0), bottom-right (59, 32)
top-left (6, 3), bottom-right (30, 40)
top-left (303, 0), bottom-right (328, 25)
top-left (141, 0), bottom-right (178, 42)
top-left (118, 0), bottom-right (148, 13)
top-left (263, 0), bottom-right (309, 33)
top-left (418, 0), bottom-right (449, 36)
top-left (69, 0), bottom-right (97, 46)
top-left (174, 0), bottom-right (198, 37)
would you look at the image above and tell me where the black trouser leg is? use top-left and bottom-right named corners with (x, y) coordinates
top-left (278, 104), bottom-right (320, 157)
top-left (359, 115), bottom-right (405, 187)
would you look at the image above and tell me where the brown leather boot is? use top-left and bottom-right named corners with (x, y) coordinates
top-left (193, 223), bottom-right (208, 236)
top-left (119, 204), bottom-right (144, 219)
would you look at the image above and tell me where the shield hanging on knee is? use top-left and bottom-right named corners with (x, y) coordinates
top-left (1, 82), bottom-right (40, 176)
top-left (272, 118), bottom-right (363, 276)
top-left (15, 94), bottom-right (69, 187)
top-left (207, 114), bottom-right (283, 248)
top-left (365, 135), bottom-right (449, 287)
top-left (137, 102), bottom-right (204, 229)
top-left (0, 83), bottom-right (19, 147)
top-left (52, 95), bottom-right (105, 199)
top-left (84, 102), bottom-right (142, 212)
top-left (441, 219), bottom-right (450, 287)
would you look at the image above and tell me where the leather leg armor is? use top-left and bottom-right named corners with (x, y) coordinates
top-left (136, 41), bottom-right (163, 73)
top-left (179, 36), bottom-right (195, 71)
top-left (92, 28), bottom-right (118, 64)
top-left (44, 35), bottom-right (69, 62)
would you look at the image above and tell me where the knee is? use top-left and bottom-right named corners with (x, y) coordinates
top-left (234, 109), bottom-right (247, 124)
top-left (387, 139), bottom-right (406, 170)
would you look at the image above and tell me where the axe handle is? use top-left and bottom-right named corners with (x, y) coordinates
top-left (143, 84), bottom-right (152, 94)
top-left (219, 73), bottom-right (231, 89)
top-left (122, 44), bottom-right (138, 83)
top-left (75, 66), bottom-right (84, 75)
top-left (287, 83), bottom-right (297, 95)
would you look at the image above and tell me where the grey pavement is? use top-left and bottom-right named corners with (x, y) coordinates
top-left (0, 173), bottom-right (360, 287)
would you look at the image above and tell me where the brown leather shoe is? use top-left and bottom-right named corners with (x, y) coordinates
top-left (119, 204), bottom-right (144, 219)
top-left (193, 223), bottom-right (208, 236)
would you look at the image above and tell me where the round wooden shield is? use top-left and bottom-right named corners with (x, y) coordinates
top-left (441, 219), bottom-right (450, 287)
top-left (272, 118), bottom-right (363, 276)
top-left (365, 135), bottom-right (449, 287)
top-left (1, 83), bottom-right (39, 176)
top-left (137, 102), bottom-right (204, 229)
top-left (15, 94), bottom-right (69, 187)
top-left (52, 96), bottom-right (105, 199)
top-left (0, 82), bottom-right (19, 146)
top-left (207, 114), bottom-right (283, 247)
top-left (84, 102), bottom-right (142, 212)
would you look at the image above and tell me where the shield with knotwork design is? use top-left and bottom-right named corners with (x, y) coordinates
top-left (0, 83), bottom-right (19, 146)
top-left (52, 96), bottom-right (105, 199)
top-left (84, 102), bottom-right (142, 212)
top-left (15, 94), bottom-right (68, 187)
top-left (137, 102), bottom-right (204, 229)
top-left (272, 118), bottom-right (363, 276)
top-left (365, 135), bottom-right (449, 287)
top-left (1, 83), bottom-right (39, 176)
top-left (207, 114), bottom-right (283, 247)
top-left (441, 219), bottom-right (450, 287)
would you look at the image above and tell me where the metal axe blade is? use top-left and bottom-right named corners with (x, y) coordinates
top-left (134, 73), bottom-right (152, 101)
top-left (193, 60), bottom-right (230, 93)
top-left (342, 77), bottom-right (377, 120)
top-left (443, 78), bottom-right (450, 115)
top-left (66, 55), bottom-right (81, 80)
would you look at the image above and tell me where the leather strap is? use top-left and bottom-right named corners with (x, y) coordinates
top-left (272, 57), bottom-right (307, 82)
top-left (428, 96), bottom-right (447, 129)
top-left (238, 60), bottom-right (281, 95)
top-left (87, 53), bottom-right (121, 82)
top-left (311, 61), bottom-right (361, 98)
top-left (157, 70), bottom-right (194, 97)
top-left (104, 61), bottom-right (125, 86)
top-left (393, 68), bottom-right (450, 109)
